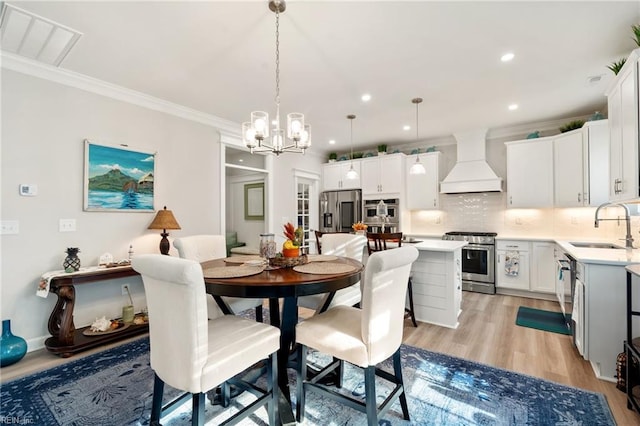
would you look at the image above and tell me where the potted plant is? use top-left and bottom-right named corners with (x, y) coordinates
top-left (328, 152), bottom-right (337, 163)
top-left (377, 144), bottom-right (387, 155)
top-left (607, 58), bottom-right (627, 75)
top-left (352, 152), bottom-right (364, 159)
top-left (559, 120), bottom-right (585, 133)
top-left (633, 24), bottom-right (640, 47)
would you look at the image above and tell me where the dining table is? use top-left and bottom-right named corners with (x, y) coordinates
top-left (201, 255), bottom-right (363, 425)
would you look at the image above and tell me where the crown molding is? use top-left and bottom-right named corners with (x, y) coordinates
top-left (1, 52), bottom-right (240, 134)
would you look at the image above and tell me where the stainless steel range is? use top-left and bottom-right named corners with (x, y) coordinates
top-left (442, 231), bottom-right (497, 294)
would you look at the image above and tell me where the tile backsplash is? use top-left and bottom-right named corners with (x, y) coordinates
top-left (408, 192), bottom-right (640, 241)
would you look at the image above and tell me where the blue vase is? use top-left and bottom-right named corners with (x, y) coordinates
top-left (1, 319), bottom-right (27, 367)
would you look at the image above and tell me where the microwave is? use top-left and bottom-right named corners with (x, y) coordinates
top-left (364, 198), bottom-right (399, 222)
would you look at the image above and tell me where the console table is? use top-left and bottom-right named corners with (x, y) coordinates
top-left (44, 266), bottom-right (148, 357)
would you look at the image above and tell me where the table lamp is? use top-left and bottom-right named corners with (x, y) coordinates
top-left (147, 206), bottom-right (181, 255)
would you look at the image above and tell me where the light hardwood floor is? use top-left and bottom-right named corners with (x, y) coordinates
top-left (2, 292), bottom-right (639, 424)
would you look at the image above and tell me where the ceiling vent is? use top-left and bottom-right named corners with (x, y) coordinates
top-left (0, 3), bottom-right (82, 66)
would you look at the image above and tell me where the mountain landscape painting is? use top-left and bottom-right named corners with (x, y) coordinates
top-left (84, 140), bottom-right (155, 211)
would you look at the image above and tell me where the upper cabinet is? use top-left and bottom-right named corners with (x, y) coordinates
top-left (505, 138), bottom-right (554, 208)
top-left (322, 160), bottom-right (361, 191)
top-left (607, 49), bottom-right (640, 202)
top-left (360, 154), bottom-right (405, 197)
top-left (406, 152), bottom-right (443, 210)
top-left (553, 120), bottom-right (609, 207)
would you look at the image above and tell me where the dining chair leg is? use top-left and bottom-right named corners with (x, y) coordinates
top-left (255, 305), bottom-right (264, 323)
top-left (268, 351), bottom-right (279, 426)
top-left (334, 358), bottom-right (344, 389)
top-left (406, 278), bottom-right (418, 327)
top-left (192, 392), bottom-right (205, 426)
top-left (296, 344), bottom-right (308, 422)
top-left (150, 373), bottom-right (164, 425)
top-left (364, 366), bottom-right (378, 426)
top-left (221, 380), bottom-right (230, 407)
top-left (393, 349), bottom-right (410, 420)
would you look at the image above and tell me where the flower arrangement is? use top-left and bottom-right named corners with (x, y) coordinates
top-left (283, 222), bottom-right (303, 257)
top-left (352, 222), bottom-right (368, 231)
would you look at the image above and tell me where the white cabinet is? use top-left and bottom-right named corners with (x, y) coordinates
top-left (360, 154), bottom-right (404, 197)
top-left (322, 161), bottom-right (361, 191)
top-left (496, 240), bottom-right (530, 291)
top-left (505, 138), bottom-right (554, 208)
top-left (411, 248), bottom-right (462, 329)
top-left (607, 49), bottom-right (640, 202)
top-left (530, 242), bottom-right (556, 293)
top-left (406, 152), bottom-right (443, 210)
top-left (553, 121), bottom-right (609, 207)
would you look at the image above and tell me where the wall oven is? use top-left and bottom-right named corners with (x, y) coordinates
top-left (363, 198), bottom-right (399, 232)
top-left (442, 231), bottom-right (497, 294)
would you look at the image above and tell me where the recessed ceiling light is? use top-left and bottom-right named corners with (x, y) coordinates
top-left (238, 158), bottom-right (244, 162)
top-left (329, 139), bottom-right (336, 145)
top-left (501, 52), bottom-right (515, 62)
top-left (508, 104), bottom-right (518, 111)
top-left (361, 94), bottom-right (371, 102)
top-left (403, 125), bottom-right (411, 131)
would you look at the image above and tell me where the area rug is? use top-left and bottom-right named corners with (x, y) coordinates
top-left (515, 306), bottom-right (571, 335)
top-left (0, 337), bottom-right (615, 425)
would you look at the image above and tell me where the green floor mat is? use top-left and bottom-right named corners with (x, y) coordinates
top-left (515, 306), bottom-right (571, 335)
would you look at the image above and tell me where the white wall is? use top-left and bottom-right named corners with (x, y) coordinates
top-left (1, 70), bottom-right (221, 348)
top-left (227, 174), bottom-right (266, 249)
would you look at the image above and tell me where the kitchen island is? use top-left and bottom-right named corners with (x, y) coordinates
top-left (408, 240), bottom-right (468, 328)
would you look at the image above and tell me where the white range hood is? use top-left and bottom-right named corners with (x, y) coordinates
top-left (440, 129), bottom-right (503, 194)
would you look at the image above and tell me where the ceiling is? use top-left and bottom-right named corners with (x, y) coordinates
top-left (3, 1), bottom-right (639, 156)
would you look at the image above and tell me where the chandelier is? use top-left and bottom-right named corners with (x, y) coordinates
top-left (242, 0), bottom-right (310, 156)
top-left (409, 97), bottom-right (426, 175)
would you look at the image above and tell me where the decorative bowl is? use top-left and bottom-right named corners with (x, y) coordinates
top-left (269, 254), bottom-right (308, 268)
top-left (282, 248), bottom-right (300, 258)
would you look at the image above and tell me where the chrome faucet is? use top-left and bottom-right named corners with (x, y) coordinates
top-left (594, 202), bottom-right (634, 248)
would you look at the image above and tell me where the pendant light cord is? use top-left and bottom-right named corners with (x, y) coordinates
top-left (274, 8), bottom-right (281, 131)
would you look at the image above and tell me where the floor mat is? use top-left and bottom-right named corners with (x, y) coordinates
top-left (515, 305), bottom-right (571, 335)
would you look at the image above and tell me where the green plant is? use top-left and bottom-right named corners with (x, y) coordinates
top-left (328, 152), bottom-right (337, 160)
top-left (632, 24), bottom-right (640, 47)
top-left (352, 152), bottom-right (364, 159)
top-left (559, 120), bottom-right (585, 133)
top-left (377, 144), bottom-right (387, 153)
top-left (607, 58), bottom-right (627, 75)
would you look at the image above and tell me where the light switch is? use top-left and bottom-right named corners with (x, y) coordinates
top-left (0, 220), bottom-right (19, 235)
top-left (59, 219), bottom-right (76, 232)
top-left (19, 184), bottom-right (38, 196)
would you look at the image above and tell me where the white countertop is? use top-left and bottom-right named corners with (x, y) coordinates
top-left (556, 240), bottom-right (640, 266)
top-left (410, 240), bottom-right (468, 252)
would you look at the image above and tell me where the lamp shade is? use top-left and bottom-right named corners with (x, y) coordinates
top-left (148, 206), bottom-right (181, 231)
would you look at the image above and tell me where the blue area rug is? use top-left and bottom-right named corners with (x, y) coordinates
top-left (1, 337), bottom-right (615, 425)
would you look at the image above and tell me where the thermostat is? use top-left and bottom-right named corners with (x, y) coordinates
top-left (19, 184), bottom-right (38, 196)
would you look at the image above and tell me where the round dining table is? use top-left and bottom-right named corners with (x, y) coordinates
top-left (201, 255), bottom-right (363, 421)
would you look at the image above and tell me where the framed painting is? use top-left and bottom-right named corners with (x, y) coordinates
top-left (84, 140), bottom-right (156, 212)
top-left (244, 182), bottom-right (264, 220)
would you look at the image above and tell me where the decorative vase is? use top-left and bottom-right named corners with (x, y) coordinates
top-left (0, 319), bottom-right (27, 367)
top-left (63, 247), bottom-right (81, 272)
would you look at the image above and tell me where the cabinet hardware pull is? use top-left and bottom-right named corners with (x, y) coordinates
top-left (509, 196), bottom-right (512, 205)
top-left (577, 193), bottom-right (581, 203)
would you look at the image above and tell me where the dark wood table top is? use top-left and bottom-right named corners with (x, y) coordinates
top-left (201, 257), bottom-right (364, 299)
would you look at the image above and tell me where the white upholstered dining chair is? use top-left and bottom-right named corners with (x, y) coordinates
top-left (174, 235), bottom-right (264, 321)
top-left (295, 246), bottom-right (419, 425)
top-left (132, 254), bottom-right (280, 426)
top-left (297, 233), bottom-right (367, 314)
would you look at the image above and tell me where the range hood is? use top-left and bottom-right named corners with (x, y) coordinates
top-left (440, 129), bottom-right (503, 194)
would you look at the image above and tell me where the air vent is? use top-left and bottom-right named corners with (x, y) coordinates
top-left (0, 3), bottom-right (82, 66)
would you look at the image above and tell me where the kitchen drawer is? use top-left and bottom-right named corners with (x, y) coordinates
top-left (497, 240), bottom-right (530, 251)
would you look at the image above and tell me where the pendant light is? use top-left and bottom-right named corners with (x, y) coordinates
top-left (345, 114), bottom-right (359, 180)
top-left (241, 0), bottom-right (310, 156)
top-left (409, 97), bottom-right (427, 175)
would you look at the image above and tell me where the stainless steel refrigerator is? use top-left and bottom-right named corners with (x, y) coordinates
top-left (319, 189), bottom-right (362, 233)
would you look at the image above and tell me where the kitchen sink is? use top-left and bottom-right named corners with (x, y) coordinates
top-left (569, 242), bottom-right (624, 249)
